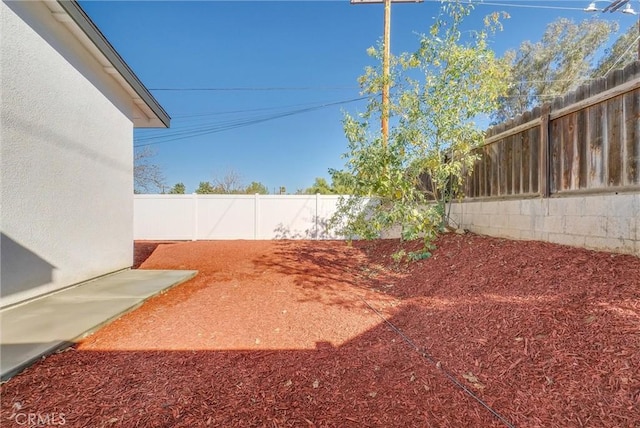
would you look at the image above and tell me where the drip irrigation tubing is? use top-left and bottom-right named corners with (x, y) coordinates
top-left (359, 296), bottom-right (516, 428)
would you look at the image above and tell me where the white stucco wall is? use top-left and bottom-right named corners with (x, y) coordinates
top-left (1, 1), bottom-right (136, 307)
top-left (449, 193), bottom-right (640, 256)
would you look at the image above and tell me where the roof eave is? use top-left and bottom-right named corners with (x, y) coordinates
top-left (55, 0), bottom-right (170, 128)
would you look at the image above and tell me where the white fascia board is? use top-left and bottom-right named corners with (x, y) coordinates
top-left (45, 0), bottom-right (170, 128)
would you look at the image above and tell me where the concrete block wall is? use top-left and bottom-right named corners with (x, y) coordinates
top-left (449, 193), bottom-right (639, 256)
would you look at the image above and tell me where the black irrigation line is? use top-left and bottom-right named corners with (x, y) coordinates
top-left (359, 296), bottom-right (516, 428)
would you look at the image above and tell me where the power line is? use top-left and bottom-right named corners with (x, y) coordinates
top-left (465, 1), bottom-right (586, 11)
top-left (170, 98), bottom-right (359, 119)
top-left (148, 86), bottom-right (359, 92)
top-left (135, 97), bottom-right (367, 142)
top-left (134, 96), bottom-right (367, 148)
top-left (602, 34), bottom-right (640, 76)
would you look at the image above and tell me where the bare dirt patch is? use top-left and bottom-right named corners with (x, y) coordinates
top-left (2, 234), bottom-right (639, 427)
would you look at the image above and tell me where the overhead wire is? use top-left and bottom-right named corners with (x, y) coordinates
top-left (133, 96), bottom-right (367, 147)
top-left (136, 0), bottom-right (635, 147)
top-left (148, 86), bottom-right (359, 92)
top-left (135, 96), bottom-right (367, 141)
top-left (135, 98), bottom-right (359, 134)
top-left (601, 34), bottom-right (640, 76)
top-left (172, 100), bottom-right (362, 119)
top-left (171, 99), bottom-right (352, 119)
top-left (464, 1), bottom-right (585, 11)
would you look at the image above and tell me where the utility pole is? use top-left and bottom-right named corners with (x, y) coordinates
top-left (382, 0), bottom-right (391, 146)
top-left (351, 0), bottom-right (422, 147)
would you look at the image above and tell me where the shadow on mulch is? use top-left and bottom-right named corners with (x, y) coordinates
top-left (249, 234), bottom-right (640, 427)
top-left (2, 236), bottom-right (638, 427)
top-left (133, 241), bottom-right (179, 269)
top-left (1, 305), bottom-right (511, 428)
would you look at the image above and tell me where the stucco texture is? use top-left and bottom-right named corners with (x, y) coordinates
top-left (1, 1), bottom-right (135, 307)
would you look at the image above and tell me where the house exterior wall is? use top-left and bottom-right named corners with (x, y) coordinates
top-left (1, 1), bottom-right (136, 307)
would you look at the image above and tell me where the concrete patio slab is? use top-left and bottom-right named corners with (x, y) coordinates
top-left (0, 269), bottom-right (197, 381)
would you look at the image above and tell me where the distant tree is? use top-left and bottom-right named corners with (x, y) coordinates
top-left (329, 169), bottom-right (356, 195)
top-left (212, 169), bottom-right (245, 194)
top-left (303, 177), bottom-right (334, 195)
top-left (196, 173), bottom-right (267, 194)
top-left (168, 182), bottom-right (186, 194)
top-left (245, 181), bottom-right (269, 194)
top-left (195, 181), bottom-right (215, 194)
top-left (301, 172), bottom-right (356, 195)
top-left (493, 18), bottom-right (617, 123)
top-left (592, 23), bottom-right (638, 78)
top-left (134, 147), bottom-right (165, 193)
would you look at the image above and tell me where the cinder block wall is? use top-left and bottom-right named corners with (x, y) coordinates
top-left (449, 193), bottom-right (639, 256)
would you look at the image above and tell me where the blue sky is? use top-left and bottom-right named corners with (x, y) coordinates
top-left (78, 0), bottom-right (636, 194)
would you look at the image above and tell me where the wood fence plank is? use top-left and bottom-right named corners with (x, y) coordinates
top-left (577, 109), bottom-right (588, 189)
top-left (587, 101), bottom-right (605, 189)
top-left (550, 117), bottom-right (562, 194)
top-left (514, 133), bottom-right (522, 193)
top-left (473, 156), bottom-right (480, 197)
top-left (522, 128), bottom-right (531, 194)
top-left (497, 140), bottom-right (503, 195)
top-left (531, 125), bottom-right (540, 194)
top-left (491, 143), bottom-right (499, 196)
top-left (506, 135), bottom-right (513, 195)
top-left (483, 145), bottom-right (490, 196)
top-left (607, 95), bottom-right (623, 187)
top-left (561, 115), bottom-right (574, 191)
top-left (624, 61), bottom-right (640, 81)
top-left (540, 105), bottom-right (551, 197)
top-left (481, 148), bottom-right (488, 196)
top-left (624, 88), bottom-right (639, 185)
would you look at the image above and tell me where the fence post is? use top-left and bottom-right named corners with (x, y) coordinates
top-left (192, 193), bottom-right (198, 241)
top-left (315, 193), bottom-right (320, 240)
top-left (254, 193), bottom-right (260, 240)
top-left (540, 104), bottom-right (552, 198)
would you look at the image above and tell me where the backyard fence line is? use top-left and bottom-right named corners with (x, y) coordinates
top-left (133, 194), bottom-right (350, 241)
top-left (463, 61), bottom-right (640, 200)
top-left (134, 64), bottom-right (639, 253)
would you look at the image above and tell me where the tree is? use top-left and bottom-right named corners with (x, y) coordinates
top-left (303, 177), bottom-right (334, 195)
top-left (212, 169), bottom-right (245, 194)
top-left (196, 173), bottom-right (267, 194)
top-left (493, 18), bottom-right (617, 123)
top-left (134, 147), bottom-right (165, 193)
top-left (301, 173), bottom-right (356, 195)
top-left (592, 23), bottom-right (638, 78)
top-left (332, 1), bottom-right (509, 260)
top-left (168, 182), bottom-right (186, 194)
top-left (329, 169), bottom-right (356, 195)
top-left (195, 181), bottom-right (215, 194)
top-left (245, 181), bottom-right (269, 194)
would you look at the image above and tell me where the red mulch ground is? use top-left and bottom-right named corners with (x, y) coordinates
top-left (2, 234), bottom-right (639, 427)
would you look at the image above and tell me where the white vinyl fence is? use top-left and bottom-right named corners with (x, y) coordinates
top-left (134, 194), bottom-right (349, 240)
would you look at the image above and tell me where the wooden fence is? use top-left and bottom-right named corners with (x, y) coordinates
top-left (464, 61), bottom-right (640, 199)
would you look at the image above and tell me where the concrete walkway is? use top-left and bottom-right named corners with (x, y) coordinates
top-left (0, 269), bottom-right (197, 381)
